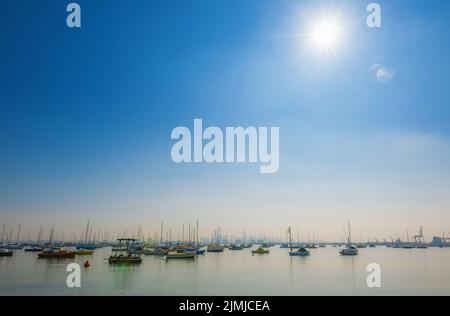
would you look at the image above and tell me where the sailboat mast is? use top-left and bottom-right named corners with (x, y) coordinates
top-left (84, 220), bottom-right (89, 243)
top-left (196, 219), bottom-right (199, 247)
top-left (1, 224), bottom-right (5, 245)
top-left (16, 224), bottom-right (21, 244)
top-left (160, 221), bottom-right (164, 245)
top-left (347, 221), bottom-right (352, 245)
top-left (288, 227), bottom-right (293, 252)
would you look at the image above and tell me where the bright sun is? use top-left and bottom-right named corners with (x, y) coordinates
top-left (309, 18), bottom-right (342, 53)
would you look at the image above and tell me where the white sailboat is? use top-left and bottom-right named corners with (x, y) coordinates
top-left (340, 222), bottom-right (359, 256)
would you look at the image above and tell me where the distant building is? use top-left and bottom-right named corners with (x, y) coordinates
top-left (431, 236), bottom-right (444, 247)
top-left (431, 237), bottom-right (450, 247)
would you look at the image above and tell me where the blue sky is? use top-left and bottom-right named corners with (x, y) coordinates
top-left (1, 0), bottom-right (450, 241)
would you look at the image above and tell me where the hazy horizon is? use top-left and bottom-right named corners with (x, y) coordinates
top-left (1, 0), bottom-right (450, 241)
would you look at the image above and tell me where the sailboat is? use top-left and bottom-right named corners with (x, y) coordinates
top-left (0, 224), bottom-right (13, 256)
top-left (207, 231), bottom-right (224, 253)
top-left (340, 222), bottom-right (359, 256)
top-left (288, 227), bottom-right (310, 257)
top-left (6, 225), bottom-right (24, 250)
top-left (25, 227), bottom-right (44, 252)
top-left (252, 247), bottom-right (269, 255)
top-left (38, 227), bottom-right (76, 259)
top-left (194, 219), bottom-right (205, 255)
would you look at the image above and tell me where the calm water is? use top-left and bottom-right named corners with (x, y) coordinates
top-left (0, 246), bottom-right (449, 296)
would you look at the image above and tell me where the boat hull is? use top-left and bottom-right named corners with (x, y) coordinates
top-left (289, 252), bottom-right (310, 257)
top-left (108, 257), bottom-right (143, 264)
top-left (38, 252), bottom-right (76, 259)
top-left (340, 250), bottom-right (359, 256)
top-left (165, 253), bottom-right (196, 259)
top-left (207, 248), bottom-right (224, 253)
top-left (25, 248), bottom-right (43, 252)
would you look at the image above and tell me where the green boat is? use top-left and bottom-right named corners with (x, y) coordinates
top-left (252, 247), bottom-right (269, 255)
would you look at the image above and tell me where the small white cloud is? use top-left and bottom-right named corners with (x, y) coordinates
top-left (369, 64), bottom-right (395, 83)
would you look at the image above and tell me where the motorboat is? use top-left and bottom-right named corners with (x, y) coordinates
top-left (108, 239), bottom-right (143, 264)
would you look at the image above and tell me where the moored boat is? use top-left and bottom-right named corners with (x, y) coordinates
top-left (340, 246), bottom-right (359, 256)
top-left (289, 247), bottom-right (310, 257)
top-left (38, 248), bottom-right (76, 259)
top-left (0, 248), bottom-right (13, 257)
top-left (109, 238), bottom-right (143, 264)
top-left (165, 252), bottom-right (196, 259)
top-left (24, 246), bottom-right (43, 252)
top-left (144, 248), bottom-right (168, 256)
top-left (76, 249), bottom-right (95, 255)
top-left (340, 222), bottom-right (359, 256)
top-left (287, 227), bottom-right (310, 257)
top-left (207, 244), bottom-right (224, 253)
top-left (252, 247), bottom-right (269, 255)
top-left (108, 254), bottom-right (143, 264)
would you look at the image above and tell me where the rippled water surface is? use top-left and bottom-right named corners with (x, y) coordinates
top-left (1, 246), bottom-right (449, 295)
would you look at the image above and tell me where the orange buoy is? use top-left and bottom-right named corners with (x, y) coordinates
top-left (84, 260), bottom-right (90, 268)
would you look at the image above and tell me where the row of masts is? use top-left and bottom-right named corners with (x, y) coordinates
top-left (1, 221), bottom-right (447, 247)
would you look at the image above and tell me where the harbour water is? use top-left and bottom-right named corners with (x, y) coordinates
top-left (1, 246), bottom-right (449, 296)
